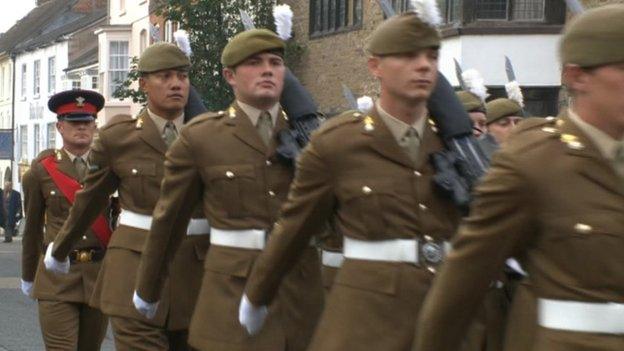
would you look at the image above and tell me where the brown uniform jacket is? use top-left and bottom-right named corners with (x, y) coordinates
top-left (415, 113), bottom-right (624, 351)
top-left (21, 149), bottom-right (104, 302)
top-left (135, 102), bottom-right (324, 351)
top-left (245, 106), bottom-right (462, 351)
top-left (51, 109), bottom-right (209, 330)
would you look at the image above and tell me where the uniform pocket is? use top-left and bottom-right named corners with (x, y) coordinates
top-left (204, 246), bottom-right (256, 278)
top-left (337, 179), bottom-right (397, 237)
top-left (334, 259), bottom-right (399, 296)
top-left (202, 164), bottom-right (256, 218)
top-left (45, 189), bottom-right (66, 218)
top-left (115, 162), bottom-right (158, 208)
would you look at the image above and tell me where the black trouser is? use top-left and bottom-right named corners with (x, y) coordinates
top-left (3, 226), bottom-right (14, 242)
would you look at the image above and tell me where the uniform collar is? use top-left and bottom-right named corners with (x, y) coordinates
top-left (568, 108), bottom-right (624, 161)
top-left (376, 101), bottom-right (427, 143)
top-left (147, 108), bottom-right (184, 134)
top-left (63, 148), bottom-right (90, 163)
top-left (236, 100), bottom-right (280, 127)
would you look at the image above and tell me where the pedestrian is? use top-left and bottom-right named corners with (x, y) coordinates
top-left (1, 181), bottom-right (22, 242)
top-left (415, 5), bottom-right (624, 351)
top-left (20, 89), bottom-right (109, 350)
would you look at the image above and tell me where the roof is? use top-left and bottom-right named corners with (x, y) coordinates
top-left (65, 46), bottom-right (97, 71)
top-left (0, 0), bottom-right (106, 56)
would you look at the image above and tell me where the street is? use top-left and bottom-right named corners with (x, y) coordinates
top-left (0, 236), bottom-right (114, 350)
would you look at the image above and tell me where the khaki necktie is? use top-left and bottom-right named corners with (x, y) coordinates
top-left (74, 157), bottom-right (87, 181)
top-left (163, 121), bottom-right (178, 148)
top-left (399, 127), bottom-right (420, 164)
top-left (257, 111), bottom-right (273, 146)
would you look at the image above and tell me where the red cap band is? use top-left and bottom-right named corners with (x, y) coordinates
top-left (55, 102), bottom-right (97, 116)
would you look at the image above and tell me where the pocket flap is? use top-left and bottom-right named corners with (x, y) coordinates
top-left (204, 164), bottom-right (255, 181)
top-left (116, 162), bottom-right (157, 177)
top-left (335, 260), bottom-right (399, 296)
top-left (205, 246), bottom-right (255, 278)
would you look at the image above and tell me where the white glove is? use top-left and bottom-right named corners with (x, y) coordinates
top-left (44, 242), bottom-right (70, 274)
top-left (20, 279), bottom-right (33, 298)
top-left (239, 294), bottom-right (268, 335)
top-left (133, 291), bottom-right (159, 319)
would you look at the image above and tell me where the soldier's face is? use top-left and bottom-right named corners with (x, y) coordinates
top-left (224, 52), bottom-right (285, 107)
top-left (469, 111), bottom-right (487, 138)
top-left (57, 120), bottom-right (96, 148)
top-left (487, 116), bottom-right (521, 145)
top-left (140, 69), bottom-right (190, 117)
top-left (368, 48), bottom-right (439, 102)
top-left (566, 63), bottom-right (624, 139)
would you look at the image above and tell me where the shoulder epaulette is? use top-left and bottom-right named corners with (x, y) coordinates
top-left (34, 149), bottom-right (57, 162)
top-left (315, 110), bottom-right (363, 136)
top-left (100, 114), bottom-right (134, 130)
top-left (513, 116), bottom-right (558, 135)
top-left (506, 116), bottom-right (562, 153)
top-left (186, 110), bottom-right (227, 127)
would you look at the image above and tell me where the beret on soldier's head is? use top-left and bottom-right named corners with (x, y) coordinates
top-left (48, 89), bottom-right (104, 122)
top-left (138, 42), bottom-right (190, 73)
top-left (560, 5), bottom-right (624, 67)
top-left (366, 12), bottom-right (441, 56)
top-left (457, 91), bottom-right (486, 113)
top-left (221, 29), bottom-right (285, 67)
top-left (485, 98), bottom-right (522, 124)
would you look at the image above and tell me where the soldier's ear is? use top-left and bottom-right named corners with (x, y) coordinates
top-left (223, 67), bottom-right (236, 87)
top-left (367, 56), bottom-right (382, 80)
top-left (138, 76), bottom-right (148, 94)
top-left (562, 64), bottom-right (589, 96)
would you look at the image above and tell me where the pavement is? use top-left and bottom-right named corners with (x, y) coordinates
top-left (0, 235), bottom-right (115, 350)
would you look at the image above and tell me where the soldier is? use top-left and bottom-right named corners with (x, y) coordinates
top-left (133, 28), bottom-right (324, 351)
top-left (240, 8), bottom-right (464, 351)
top-left (21, 89), bottom-right (109, 350)
top-left (415, 5), bottom-right (624, 351)
top-left (45, 43), bottom-right (210, 350)
top-left (484, 98), bottom-right (522, 146)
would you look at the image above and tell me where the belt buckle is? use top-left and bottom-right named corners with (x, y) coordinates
top-left (76, 249), bottom-right (94, 263)
top-left (420, 235), bottom-right (444, 273)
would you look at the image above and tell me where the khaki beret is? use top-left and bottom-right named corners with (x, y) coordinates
top-left (221, 29), bottom-right (285, 67)
top-left (485, 98), bottom-right (522, 124)
top-left (366, 12), bottom-right (441, 56)
top-left (560, 5), bottom-right (624, 67)
top-left (138, 43), bottom-right (190, 73)
top-left (457, 91), bottom-right (485, 113)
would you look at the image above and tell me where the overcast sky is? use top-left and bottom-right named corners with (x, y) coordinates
top-left (0, 0), bottom-right (37, 33)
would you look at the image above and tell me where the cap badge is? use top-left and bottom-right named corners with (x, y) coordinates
top-left (75, 96), bottom-right (85, 107)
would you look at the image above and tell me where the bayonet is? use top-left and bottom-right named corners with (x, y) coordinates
top-left (239, 9), bottom-right (256, 30)
top-left (341, 84), bottom-right (359, 110)
top-left (377, 0), bottom-right (397, 18)
top-left (564, 0), bottom-right (585, 15)
top-left (504, 56), bottom-right (517, 83)
top-left (454, 59), bottom-right (467, 91)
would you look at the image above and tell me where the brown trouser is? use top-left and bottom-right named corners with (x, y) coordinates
top-left (38, 300), bottom-right (108, 351)
top-left (110, 316), bottom-right (191, 351)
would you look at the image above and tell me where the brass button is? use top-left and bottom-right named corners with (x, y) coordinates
top-left (225, 171), bottom-right (235, 178)
top-left (413, 170), bottom-right (422, 177)
top-left (574, 223), bottom-right (592, 234)
top-left (541, 127), bottom-right (557, 134)
top-left (50, 190), bottom-right (56, 195)
top-left (427, 266), bottom-right (437, 274)
top-left (419, 203), bottom-right (428, 211)
top-left (131, 168), bottom-right (138, 175)
top-left (424, 235), bottom-right (434, 242)
top-left (266, 160), bottom-right (272, 166)
top-left (268, 190), bottom-right (276, 197)
top-left (362, 186), bottom-right (372, 194)
top-left (82, 235), bottom-right (87, 240)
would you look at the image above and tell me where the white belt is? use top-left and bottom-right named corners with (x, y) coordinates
top-left (538, 298), bottom-right (624, 334)
top-left (343, 237), bottom-right (451, 265)
top-left (321, 250), bottom-right (344, 268)
top-left (119, 210), bottom-right (210, 235)
top-left (210, 228), bottom-right (267, 250)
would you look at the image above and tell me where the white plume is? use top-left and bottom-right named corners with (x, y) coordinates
top-left (505, 81), bottom-right (524, 107)
top-left (409, 0), bottom-right (443, 28)
top-left (273, 4), bottom-right (294, 41)
top-left (357, 96), bottom-right (374, 112)
top-left (173, 30), bottom-right (192, 58)
top-left (462, 69), bottom-right (489, 103)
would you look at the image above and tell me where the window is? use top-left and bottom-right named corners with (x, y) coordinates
top-left (48, 57), bottom-right (56, 94)
top-left (476, 0), bottom-right (544, 21)
top-left (108, 41), bottom-right (129, 98)
top-left (47, 123), bottom-right (56, 149)
top-left (0, 67), bottom-right (4, 98)
top-left (438, 0), bottom-right (462, 23)
top-left (140, 29), bottom-right (148, 53)
top-left (33, 60), bottom-right (40, 96)
top-left (119, 0), bottom-right (125, 12)
top-left (21, 64), bottom-right (27, 97)
top-left (34, 124), bottom-right (40, 156)
top-left (19, 125), bottom-right (28, 161)
top-left (72, 81), bottom-right (81, 90)
top-left (310, 0), bottom-right (362, 37)
top-left (92, 76), bottom-right (98, 90)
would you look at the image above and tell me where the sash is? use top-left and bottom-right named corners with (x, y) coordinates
top-left (40, 155), bottom-right (112, 247)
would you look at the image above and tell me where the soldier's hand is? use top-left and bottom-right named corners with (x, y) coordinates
top-left (43, 243), bottom-right (70, 274)
top-left (239, 294), bottom-right (268, 335)
top-left (20, 279), bottom-right (33, 298)
top-left (133, 291), bottom-right (159, 319)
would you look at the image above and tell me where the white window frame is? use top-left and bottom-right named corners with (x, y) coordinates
top-left (47, 122), bottom-right (56, 149)
top-left (48, 57), bottom-right (56, 94)
top-left (33, 60), bottom-right (40, 97)
top-left (21, 64), bottom-right (27, 98)
top-left (108, 41), bottom-right (129, 99)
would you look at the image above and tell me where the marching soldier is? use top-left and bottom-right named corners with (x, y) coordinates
top-left (46, 43), bottom-right (210, 350)
top-left (21, 89), bottom-right (109, 350)
top-left (415, 5), bottom-right (624, 351)
top-left (240, 8), bottom-right (465, 351)
top-left (133, 28), bottom-right (324, 351)
top-left (484, 97), bottom-right (523, 147)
